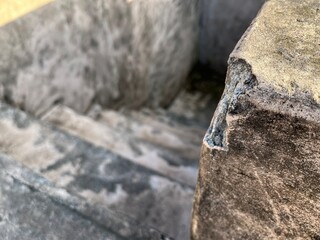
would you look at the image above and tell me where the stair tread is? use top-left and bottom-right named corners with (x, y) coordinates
top-left (98, 109), bottom-right (203, 165)
top-left (42, 105), bottom-right (200, 187)
top-left (100, 108), bottom-right (204, 149)
top-left (0, 103), bottom-right (193, 240)
top-left (139, 90), bottom-right (216, 130)
top-left (0, 154), bottom-right (172, 240)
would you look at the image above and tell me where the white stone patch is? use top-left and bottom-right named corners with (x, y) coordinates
top-left (73, 5), bottom-right (92, 30)
top-left (148, 175), bottom-right (194, 240)
top-left (42, 106), bottom-right (137, 158)
top-left (97, 158), bottom-right (112, 175)
top-left (0, 119), bottom-right (63, 172)
top-left (45, 162), bottom-right (81, 187)
top-left (135, 148), bottom-right (198, 187)
top-left (149, 175), bottom-right (192, 195)
top-left (79, 184), bottom-right (128, 207)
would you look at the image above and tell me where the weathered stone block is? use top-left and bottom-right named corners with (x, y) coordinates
top-left (192, 0), bottom-right (320, 239)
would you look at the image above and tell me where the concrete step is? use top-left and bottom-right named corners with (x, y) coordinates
top-left (0, 102), bottom-right (193, 240)
top-left (42, 105), bottom-right (201, 187)
top-left (0, 154), bottom-right (172, 240)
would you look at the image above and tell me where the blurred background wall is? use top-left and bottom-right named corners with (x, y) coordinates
top-left (199, 0), bottom-right (265, 74)
top-left (0, 0), bottom-right (265, 116)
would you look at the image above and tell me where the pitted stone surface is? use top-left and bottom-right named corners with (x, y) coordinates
top-left (192, 0), bottom-right (320, 239)
top-left (0, 0), bottom-right (197, 116)
top-left (232, 0), bottom-right (320, 102)
top-left (0, 154), bottom-right (172, 240)
top-left (0, 102), bottom-right (193, 240)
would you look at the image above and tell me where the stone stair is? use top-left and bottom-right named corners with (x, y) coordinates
top-left (41, 105), bottom-right (202, 187)
top-left (0, 154), bottom-right (172, 240)
top-left (0, 90), bottom-right (213, 240)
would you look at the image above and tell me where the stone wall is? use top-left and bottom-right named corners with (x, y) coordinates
top-left (0, 0), bottom-right (269, 116)
top-left (199, 0), bottom-right (265, 73)
top-left (0, 0), bottom-right (198, 116)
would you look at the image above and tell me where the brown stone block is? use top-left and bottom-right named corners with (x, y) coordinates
top-left (192, 0), bottom-right (320, 239)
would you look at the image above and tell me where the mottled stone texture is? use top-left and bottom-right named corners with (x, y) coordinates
top-left (42, 105), bottom-right (201, 187)
top-left (192, 0), bottom-right (320, 239)
top-left (199, 0), bottom-right (264, 73)
top-left (0, 0), bottom-right (197, 116)
top-left (0, 102), bottom-right (194, 240)
top-left (0, 154), bottom-right (172, 240)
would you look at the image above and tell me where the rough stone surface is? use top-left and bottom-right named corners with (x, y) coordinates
top-left (0, 0), bottom-right (198, 116)
top-left (0, 102), bottom-right (194, 240)
top-left (41, 90), bottom-right (213, 188)
top-left (232, 0), bottom-right (320, 102)
top-left (199, 0), bottom-right (265, 73)
top-left (164, 90), bottom-right (217, 129)
top-left (0, 154), bottom-right (171, 240)
top-left (42, 105), bottom-right (201, 187)
top-left (192, 0), bottom-right (320, 239)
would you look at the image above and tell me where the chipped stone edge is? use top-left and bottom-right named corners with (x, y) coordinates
top-left (203, 58), bottom-right (256, 151)
top-left (203, 56), bottom-right (320, 151)
top-left (0, 154), bottom-right (173, 240)
top-left (203, 0), bottom-right (320, 151)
